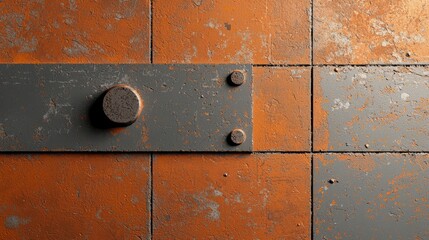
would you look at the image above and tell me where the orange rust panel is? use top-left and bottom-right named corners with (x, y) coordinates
top-left (153, 154), bottom-right (310, 239)
top-left (153, 0), bottom-right (311, 64)
top-left (314, 0), bottom-right (429, 64)
top-left (254, 67), bottom-right (311, 151)
top-left (0, 0), bottom-right (150, 63)
top-left (313, 67), bottom-right (330, 151)
top-left (0, 154), bottom-right (150, 239)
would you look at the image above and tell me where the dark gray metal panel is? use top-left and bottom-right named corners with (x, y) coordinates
top-left (315, 66), bottom-right (429, 151)
top-left (0, 64), bottom-right (252, 152)
top-left (314, 153), bottom-right (429, 240)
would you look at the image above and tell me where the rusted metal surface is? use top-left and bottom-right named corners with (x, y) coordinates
top-left (6, 0), bottom-right (429, 238)
top-left (229, 70), bottom-right (246, 86)
top-left (0, 154), bottom-right (150, 239)
top-left (0, 64), bottom-right (253, 152)
top-left (228, 129), bottom-right (246, 145)
top-left (314, 66), bottom-right (429, 151)
top-left (314, 0), bottom-right (429, 64)
top-left (153, 153), bottom-right (311, 239)
top-left (254, 67), bottom-right (311, 151)
top-left (153, 0), bottom-right (311, 64)
top-left (314, 153), bottom-right (429, 239)
top-left (102, 85), bottom-right (143, 126)
top-left (0, 0), bottom-right (150, 63)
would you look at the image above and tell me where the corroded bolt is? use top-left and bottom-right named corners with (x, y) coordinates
top-left (228, 129), bottom-right (246, 145)
top-left (102, 85), bottom-right (143, 126)
top-left (229, 70), bottom-right (245, 86)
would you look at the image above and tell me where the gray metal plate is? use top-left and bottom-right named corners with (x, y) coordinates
top-left (314, 66), bottom-right (429, 151)
top-left (314, 153), bottom-right (429, 240)
top-left (0, 64), bottom-right (252, 152)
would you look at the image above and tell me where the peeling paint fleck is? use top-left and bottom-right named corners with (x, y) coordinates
top-left (4, 216), bottom-right (30, 229)
top-left (315, 0), bottom-right (429, 64)
top-left (63, 40), bottom-right (89, 57)
top-left (315, 66), bottom-right (429, 151)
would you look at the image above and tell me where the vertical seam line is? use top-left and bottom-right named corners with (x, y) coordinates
top-left (150, 153), bottom-right (154, 239)
top-left (310, 0), bottom-right (315, 239)
top-left (150, 0), bottom-right (154, 63)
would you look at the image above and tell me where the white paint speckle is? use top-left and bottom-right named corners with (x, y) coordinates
top-left (234, 193), bottom-right (242, 203)
top-left (358, 73), bottom-right (367, 79)
top-left (213, 189), bottom-right (223, 197)
top-left (401, 92), bottom-right (410, 101)
top-left (381, 40), bottom-right (391, 47)
top-left (205, 19), bottom-right (222, 31)
top-left (332, 98), bottom-right (351, 111)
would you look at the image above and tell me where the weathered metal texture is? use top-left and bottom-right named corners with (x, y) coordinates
top-left (0, 64), bottom-right (252, 152)
top-left (314, 153), bottom-right (429, 240)
top-left (0, 0), bottom-right (150, 63)
top-left (102, 85), bottom-right (143, 126)
top-left (229, 70), bottom-right (246, 86)
top-left (0, 154), bottom-right (150, 239)
top-left (314, 66), bottom-right (429, 151)
top-left (153, 0), bottom-right (311, 64)
top-left (314, 0), bottom-right (429, 64)
top-left (153, 153), bottom-right (311, 239)
top-left (254, 67), bottom-right (311, 151)
top-left (228, 129), bottom-right (247, 146)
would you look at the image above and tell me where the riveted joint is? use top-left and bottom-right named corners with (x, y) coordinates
top-left (228, 70), bottom-right (246, 86)
top-left (228, 129), bottom-right (246, 146)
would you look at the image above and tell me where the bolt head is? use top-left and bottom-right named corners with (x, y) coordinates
top-left (229, 129), bottom-right (246, 145)
top-left (102, 85), bottom-right (143, 126)
top-left (229, 70), bottom-right (245, 86)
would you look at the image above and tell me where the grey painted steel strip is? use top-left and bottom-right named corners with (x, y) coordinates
top-left (314, 153), bottom-right (429, 239)
top-left (315, 66), bottom-right (429, 151)
top-left (0, 64), bottom-right (252, 152)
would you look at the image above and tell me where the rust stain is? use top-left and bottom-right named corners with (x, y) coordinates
top-left (338, 154), bottom-right (377, 173)
top-left (0, 0), bottom-right (150, 63)
top-left (153, 154), bottom-right (311, 239)
top-left (314, 0), bottom-right (429, 64)
top-left (315, 154), bottom-right (429, 239)
top-left (0, 154), bottom-right (151, 239)
top-left (313, 68), bottom-right (330, 151)
top-left (109, 127), bottom-right (126, 136)
top-left (253, 67), bottom-right (311, 151)
top-left (153, 0), bottom-right (311, 64)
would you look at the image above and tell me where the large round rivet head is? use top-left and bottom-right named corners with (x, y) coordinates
top-left (102, 85), bottom-right (143, 126)
top-left (229, 70), bottom-right (245, 86)
top-left (228, 129), bottom-right (246, 145)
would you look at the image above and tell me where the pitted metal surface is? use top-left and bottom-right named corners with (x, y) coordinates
top-left (229, 70), bottom-right (246, 86)
top-left (314, 153), bottom-right (429, 240)
top-left (102, 85), bottom-right (143, 126)
top-left (228, 129), bottom-right (246, 145)
top-left (314, 66), bottom-right (429, 151)
top-left (0, 64), bottom-right (253, 152)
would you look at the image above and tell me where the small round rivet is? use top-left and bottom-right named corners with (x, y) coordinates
top-left (102, 85), bottom-right (143, 126)
top-left (228, 129), bottom-right (246, 145)
top-left (229, 70), bottom-right (245, 86)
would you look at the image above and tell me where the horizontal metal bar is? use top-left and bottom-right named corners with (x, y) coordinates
top-left (0, 64), bottom-right (253, 152)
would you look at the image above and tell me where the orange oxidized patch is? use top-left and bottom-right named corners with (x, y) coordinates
top-left (0, 0), bottom-right (150, 63)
